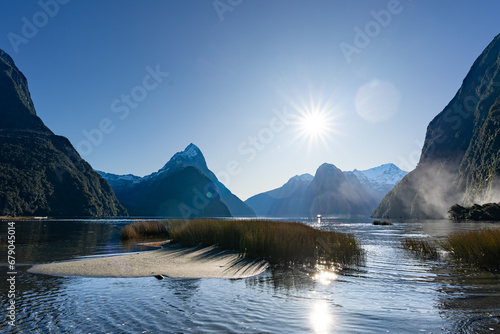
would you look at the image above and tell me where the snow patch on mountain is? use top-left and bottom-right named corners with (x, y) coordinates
top-left (97, 171), bottom-right (142, 185)
top-left (345, 163), bottom-right (407, 195)
top-left (99, 144), bottom-right (206, 185)
top-left (289, 173), bottom-right (314, 183)
top-left (144, 143), bottom-right (206, 180)
top-left (183, 143), bottom-right (202, 159)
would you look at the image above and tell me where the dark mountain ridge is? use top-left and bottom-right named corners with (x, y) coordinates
top-left (99, 144), bottom-right (254, 218)
top-left (0, 49), bottom-right (126, 217)
top-left (373, 33), bottom-right (500, 218)
top-left (104, 165), bottom-right (231, 218)
top-left (303, 163), bottom-right (377, 217)
top-left (245, 173), bottom-right (313, 217)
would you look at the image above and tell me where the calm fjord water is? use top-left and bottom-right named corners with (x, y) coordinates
top-left (1, 218), bottom-right (500, 333)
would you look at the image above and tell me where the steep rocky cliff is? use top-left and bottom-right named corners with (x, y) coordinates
top-left (0, 49), bottom-right (126, 217)
top-left (373, 34), bottom-right (500, 218)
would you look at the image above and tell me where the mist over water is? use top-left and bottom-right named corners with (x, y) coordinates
top-left (1, 218), bottom-right (500, 333)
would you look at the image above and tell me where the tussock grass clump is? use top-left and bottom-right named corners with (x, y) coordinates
top-left (169, 219), bottom-right (363, 267)
top-left (373, 220), bottom-right (392, 226)
top-left (442, 228), bottom-right (500, 271)
top-left (402, 237), bottom-right (438, 260)
top-left (120, 220), bottom-right (187, 241)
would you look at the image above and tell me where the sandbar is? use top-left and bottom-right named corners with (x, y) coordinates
top-left (28, 244), bottom-right (269, 279)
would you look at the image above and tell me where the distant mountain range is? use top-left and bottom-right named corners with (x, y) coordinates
top-left (245, 163), bottom-right (407, 217)
top-left (373, 33), bottom-right (500, 219)
top-left (98, 144), bottom-right (255, 218)
top-left (4, 33), bottom-right (497, 220)
top-left (0, 47), bottom-right (252, 219)
top-left (0, 49), bottom-right (126, 217)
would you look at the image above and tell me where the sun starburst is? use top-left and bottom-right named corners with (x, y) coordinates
top-left (298, 110), bottom-right (330, 139)
top-left (291, 97), bottom-right (342, 147)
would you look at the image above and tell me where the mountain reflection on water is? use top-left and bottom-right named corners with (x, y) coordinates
top-left (1, 218), bottom-right (500, 333)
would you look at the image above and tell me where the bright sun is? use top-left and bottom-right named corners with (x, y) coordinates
top-left (286, 93), bottom-right (343, 148)
top-left (300, 112), bottom-right (329, 137)
top-left (294, 103), bottom-right (338, 145)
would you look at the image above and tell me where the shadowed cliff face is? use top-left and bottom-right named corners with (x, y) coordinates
top-left (0, 50), bottom-right (36, 117)
top-left (0, 49), bottom-right (126, 217)
top-left (108, 166), bottom-right (232, 218)
top-left (373, 33), bottom-right (500, 219)
top-left (304, 163), bottom-right (376, 217)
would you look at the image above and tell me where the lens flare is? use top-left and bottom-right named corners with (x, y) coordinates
top-left (355, 80), bottom-right (401, 123)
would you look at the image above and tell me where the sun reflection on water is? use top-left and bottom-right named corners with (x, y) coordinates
top-left (310, 300), bottom-right (333, 334)
top-left (312, 269), bottom-right (338, 286)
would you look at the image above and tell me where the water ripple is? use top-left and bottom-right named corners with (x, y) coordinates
top-left (2, 218), bottom-right (500, 333)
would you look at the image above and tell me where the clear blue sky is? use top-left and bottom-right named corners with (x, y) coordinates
top-left (1, 1), bottom-right (498, 200)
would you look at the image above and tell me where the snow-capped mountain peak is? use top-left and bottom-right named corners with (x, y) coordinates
top-left (179, 143), bottom-right (203, 160)
top-left (287, 173), bottom-right (314, 184)
top-left (346, 163), bottom-right (407, 195)
top-left (354, 163), bottom-right (407, 186)
top-left (98, 143), bottom-right (255, 217)
top-left (155, 143), bottom-right (206, 176)
top-left (168, 143), bottom-right (204, 164)
top-left (298, 173), bottom-right (314, 183)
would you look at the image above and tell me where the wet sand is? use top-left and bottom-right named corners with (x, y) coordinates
top-left (28, 244), bottom-right (269, 279)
